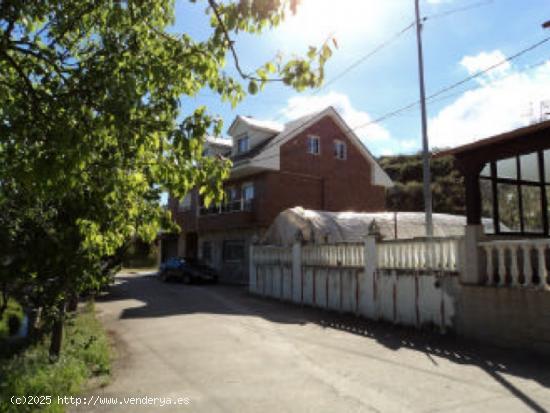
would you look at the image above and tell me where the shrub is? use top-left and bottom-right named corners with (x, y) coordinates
top-left (0, 301), bottom-right (111, 413)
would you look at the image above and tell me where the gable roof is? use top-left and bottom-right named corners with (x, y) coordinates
top-left (206, 136), bottom-right (232, 148)
top-left (227, 115), bottom-right (283, 136)
top-left (233, 106), bottom-right (393, 187)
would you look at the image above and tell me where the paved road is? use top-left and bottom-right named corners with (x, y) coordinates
top-left (76, 271), bottom-right (550, 413)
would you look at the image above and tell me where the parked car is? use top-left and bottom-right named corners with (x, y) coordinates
top-left (158, 257), bottom-right (218, 284)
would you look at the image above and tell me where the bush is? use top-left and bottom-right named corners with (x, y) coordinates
top-left (0, 302), bottom-right (111, 413)
top-left (0, 299), bottom-right (23, 339)
top-left (7, 315), bottom-right (21, 336)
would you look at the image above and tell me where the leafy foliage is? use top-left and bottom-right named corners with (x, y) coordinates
top-left (379, 154), bottom-right (465, 215)
top-left (0, 0), bottom-right (334, 354)
top-left (0, 302), bottom-right (111, 413)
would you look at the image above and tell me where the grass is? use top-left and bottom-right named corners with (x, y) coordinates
top-left (0, 301), bottom-right (111, 413)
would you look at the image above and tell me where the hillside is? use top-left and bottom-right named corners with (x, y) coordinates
top-left (378, 153), bottom-right (465, 215)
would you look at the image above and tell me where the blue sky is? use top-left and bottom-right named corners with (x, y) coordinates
top-left (172, 0), bottom-right (550, 157)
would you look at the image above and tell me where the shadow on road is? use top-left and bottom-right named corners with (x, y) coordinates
top-left (99, 272), bottom-right (550, 412)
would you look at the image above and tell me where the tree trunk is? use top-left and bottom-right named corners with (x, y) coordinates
top-left (49, 301), bottom-right (65, 361)
top-left (67, 291), bottom-right (78, 312)
top-left (0, 287), bottom-right (8, 319)
top-left (27, 306), bottom-right (40, 341)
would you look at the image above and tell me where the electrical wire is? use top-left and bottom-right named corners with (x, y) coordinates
top-left (247, 36), bottom-right (550, 164)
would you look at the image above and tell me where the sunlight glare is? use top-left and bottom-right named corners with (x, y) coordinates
top-left (276, 0), bottom-right (402, 49)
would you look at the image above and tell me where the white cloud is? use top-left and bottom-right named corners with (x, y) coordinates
top-left (378, 147), bottom-right (396, 156)
top-left (429, 52), bottom-right (550, 149)
top-left (400, 139), bottom-right (419, 151)
top-left (279, 92), bottom-right (391, 143)
top-left (460, 50), bottom-right (511, 81)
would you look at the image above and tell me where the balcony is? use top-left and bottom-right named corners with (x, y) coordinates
top-left (200, 199), bottom-right (254, 216)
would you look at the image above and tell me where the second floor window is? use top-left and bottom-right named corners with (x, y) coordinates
top-left (242, 183), bottom-right (254, 201)
top-left (226, 187), bottom-right (238, 201)
top-left (334, 140), bottom-right (347, 160)
top-left (179, 194), bottom-right (192, 211)
top-left (307, 135), bottom-right (320, 155)
top-left (237, 136), bottom-right (249, 153)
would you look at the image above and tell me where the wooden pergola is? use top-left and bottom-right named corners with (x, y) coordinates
top-left (437, 120), bottom-right (550, 237)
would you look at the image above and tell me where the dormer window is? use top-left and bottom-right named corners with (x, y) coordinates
top-left (237, 135), bottom-right (249, 153)
top-left (307, 135), bottom-right (320, 155)
top-left (334, 140), bottom-right (347, 160)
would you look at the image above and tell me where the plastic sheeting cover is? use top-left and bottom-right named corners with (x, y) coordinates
top-left (261, 207), bottom-right (495, 246)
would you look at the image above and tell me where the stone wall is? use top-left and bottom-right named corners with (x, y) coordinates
top-left (456, 286), bottom-right (550, 355)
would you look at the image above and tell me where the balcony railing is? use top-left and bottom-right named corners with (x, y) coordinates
top-left (479, 239), bottom-right (549, 289)
top-left (199, 198), bottom-right (254, 216)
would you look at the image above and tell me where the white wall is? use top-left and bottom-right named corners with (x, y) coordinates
top-left (250, 240), bottom-right (460, 330)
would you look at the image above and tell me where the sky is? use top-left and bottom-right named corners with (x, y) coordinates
top-left (172, 0), bottom-right (550, 157)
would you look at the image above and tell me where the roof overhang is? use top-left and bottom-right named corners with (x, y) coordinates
top-left (435, 120), bottom-right (550, 159)
top-left (253, 106), bottom-right (393, 187)
top-left (227, 115), bottom-right (283, 137)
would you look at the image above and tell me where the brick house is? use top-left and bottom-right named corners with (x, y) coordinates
top-left (167, 106), bottom-right (393, 283)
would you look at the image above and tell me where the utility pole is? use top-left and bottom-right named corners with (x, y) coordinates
top-left (414, 0), bottom-right (433, 238)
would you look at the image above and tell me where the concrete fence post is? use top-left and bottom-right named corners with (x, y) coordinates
top-left (292, 232), bottom-right (303, 304)
top-left (462, 225), bottom-right (484, 285)
top-left (249, 237), bottom-right (258, 294)
top-left (361, 220), bottom-right (379, 318)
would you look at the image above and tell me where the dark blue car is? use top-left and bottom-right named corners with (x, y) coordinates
top-left (159, 257), bottom-right (218, 284)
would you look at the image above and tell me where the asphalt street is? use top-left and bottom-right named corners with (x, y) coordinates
top-left (73, 271), bottom-right (550, 413)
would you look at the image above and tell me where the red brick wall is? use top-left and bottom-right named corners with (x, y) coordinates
top-left (280, 115), bottom-right (386, 212)
top-left (254, 171), bottom-right (324, 226)
top-left (173, 114), bottom-right (387, 235)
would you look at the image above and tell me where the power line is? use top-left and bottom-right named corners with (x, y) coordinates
top-left (313, 22), bottom-right (416, 95)
top-left (248, 36), bottom-right (550, 164)
top-left (352, 35), bottom-right (550, 131)
top-left (244, 2), bottom-right (502, 154)
top-left (400, 59), bottom-right (549, 112)
top-left (234, 1), bottom-right (493, 114)
top-left (270, 21), bottom-right (417, 122)
top-left (423, 0), bottom-right (494, 21)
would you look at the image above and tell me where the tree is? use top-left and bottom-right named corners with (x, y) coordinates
top-left (379, 154), bottom-right (465, 215)
top-left (0, 0), bottom-right (334, 358)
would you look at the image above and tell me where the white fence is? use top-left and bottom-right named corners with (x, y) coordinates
top-left (377, 237), bottom-right (462, 272)
top-left (250, 236), bottom-right (463, 330)
top-left (479, 239), bottom-right (549, 289)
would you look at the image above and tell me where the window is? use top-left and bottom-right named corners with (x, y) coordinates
top-left (179, 194), bottom-right (192, 211)
top-left (478, 149), bottom-right (550, 235)
top-left (224, 186), bottom-right (239, 212)
top-left (480, 179), bottom-right (494, 226)
top-left (496, 157), bottom-right (517, 179)
top-left (334, 140), bottom-right (347, 160)
top-left (522, 186), bottom-right (543, 232)
top-left (307, 135), bottom-right (320, 155)
top-left (223, 240), bottom-right (245, 262)
top-left (202, 241), bottom-right (212, 262)
top-left (242, 183), bottom-right (254, 201)
top-left (545, 149), bottom-right (550, 181)
top-left (237, 135), bottom-right (249, 153)
top-left (226, 187), bottom-right (238, 201)
top-left (497, 183), bottom-right (520, 232)
top-left (520, 153), bottom-right (540, 182)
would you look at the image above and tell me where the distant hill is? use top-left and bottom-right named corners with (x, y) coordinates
top-left (378, 153), bottom-right (465, 215)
